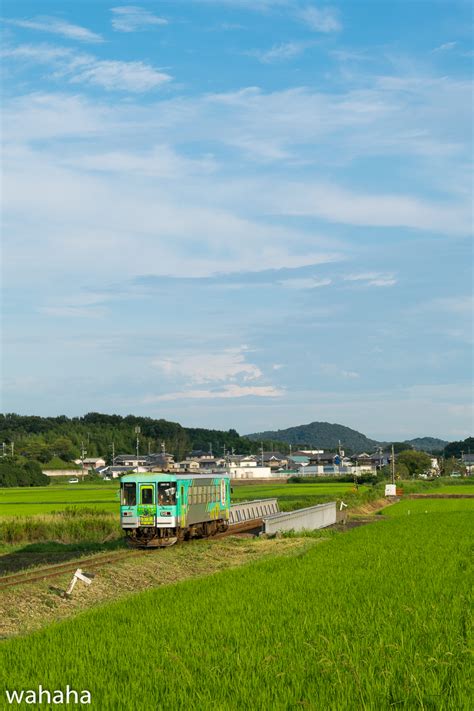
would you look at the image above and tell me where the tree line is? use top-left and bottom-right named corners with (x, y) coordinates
top-left (0, 413), bottom-right (290, 465)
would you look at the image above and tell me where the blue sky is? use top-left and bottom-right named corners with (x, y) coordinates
top-left (1, 0), bottom-right (472, 441)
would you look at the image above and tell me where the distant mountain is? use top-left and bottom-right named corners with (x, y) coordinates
top-left (404, 437), bottom-right (448, 453)
top-left (245, 421), bottom-right (379, 454)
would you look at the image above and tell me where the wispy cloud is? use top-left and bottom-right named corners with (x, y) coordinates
top-left (279, 277), bottom-right (332, 289)
top-left (248, 41), bottom-right (314, 64)
top-left (144, 385), bottom-right (284, 401)
top-left (5, 16), bottom-right (103, 43)
top-left (298, 5), bottom-right (342, 33)
top-left (152, 347), bottom-right (262, 384)
top-left (2, 43), bottom-right (172, 92)
top-left (110, 6), bottom-right (168, 32)
top-left (343, 272), bottom-right (397, 287)
top-left (432, 41), bottom-right (457, 53)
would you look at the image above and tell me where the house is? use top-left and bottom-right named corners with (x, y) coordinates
top-left (114, 454), bottom-right (149, 468)
top-left (145, 452), bottom-right (176, 471)
top-left (101, 465), bottom-right (147, 479)
top-left (261, 452), bottom-right (289, 470)
top-left (225, 464), bottom-right (273, 479)
top-left (227, 455), bottom-right (258, 468)
top-left (462, 453), bottom-right (474, 475)
top-left (74, 457), bottom-right (106, 469)
top-left (176, 460), bottom-right (201, 472)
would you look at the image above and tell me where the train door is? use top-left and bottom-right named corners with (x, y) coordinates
top-left (138, 484), bottom-right (155, 526)
top-left (140, 484), bottom-right (154, 505)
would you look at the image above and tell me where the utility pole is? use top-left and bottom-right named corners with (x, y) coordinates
top-left (261, 442), bottom-right (264, 467)
top-left (111, 441), bottom-right (115, 466)
top-left (135, 427), bottom-right (140, 473)
top-left (81, 441), bottom-right (87, 481)
top-left (11, 442), bottom-right (14, 458)
top-left (391, 444), bottom-right (395, 485)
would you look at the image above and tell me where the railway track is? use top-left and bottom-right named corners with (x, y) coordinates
top-left (0, 550), bottom-right (144, 591)
top-left (0, 520), bottom-right (263, 591)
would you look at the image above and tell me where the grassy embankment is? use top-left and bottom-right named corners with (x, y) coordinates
top-left (0, 504), bottom-right (471, 710)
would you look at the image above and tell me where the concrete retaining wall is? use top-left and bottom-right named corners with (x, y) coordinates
top-left (263, 501), bottom-right (337, 534)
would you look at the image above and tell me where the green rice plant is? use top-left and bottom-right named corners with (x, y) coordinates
top-left (0, 510), bottom-right (471, 709)
top-left (0, 509), bottom-right (121, 544)
top-left (384, 498), bottom-right (474, 517)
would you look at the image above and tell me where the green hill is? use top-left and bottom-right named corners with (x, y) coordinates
top-left (404, 437), bottom-right (448, 453)
top-left (246, 421), bottom-right (379, 454)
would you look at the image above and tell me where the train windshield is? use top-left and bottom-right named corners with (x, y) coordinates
top-left (121, 482), bottom-right (136, 506)
top-left (158, 482), bottom-right (176, 506)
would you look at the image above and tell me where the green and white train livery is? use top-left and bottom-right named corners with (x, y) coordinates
top-left (120, 473), bottom-right (231, 547)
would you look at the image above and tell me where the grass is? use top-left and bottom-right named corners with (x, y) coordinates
top-left (0, 484), bottom-right (119, 517)
top-left (0, 481), bottom-right (364, 517)
top-left (383, 498), bottom-right (474, 517)
top-left (0, 508), bottom-right (121, 545)
top-left (232, 481), bottom-right (368, 511)
top-left (0, 509), bottom-right (471, 709)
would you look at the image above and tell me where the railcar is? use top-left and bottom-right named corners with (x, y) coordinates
top-left (120, 473), bottom-right (231, 547)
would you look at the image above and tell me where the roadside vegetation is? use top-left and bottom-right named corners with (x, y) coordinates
top-left (0, 507), bottom-right (471, 709)
top-left (0, 508), bottom-right (121, 545)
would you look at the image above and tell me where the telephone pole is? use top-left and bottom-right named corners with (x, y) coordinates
top-left (135, 427), bottom-right (140, 473)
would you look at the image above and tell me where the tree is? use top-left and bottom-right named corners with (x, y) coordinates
top-left (444, 437), bottom-right (474, 459)
top-left (396, 450), bottom-right (432, 478)
top-left (440, 457), bottom-right (467, 477)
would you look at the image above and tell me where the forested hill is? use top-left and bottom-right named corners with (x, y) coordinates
top-left (246, 421), bottom-right (379, 454)
top-left (0, 413), bottom-right (284, 463)
top-left (404, 437), bottom-right (448, 453)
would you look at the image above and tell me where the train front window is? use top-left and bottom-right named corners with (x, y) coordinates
top-left (140, 485), bottom-right (154, 505)
top-left (121, 482), bottom-right (136, 506)
top-left (158, 482), bottom-right (176, 506)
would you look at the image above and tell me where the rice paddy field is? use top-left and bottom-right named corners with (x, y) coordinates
top-left (0, 500), bottom-right (471, 710)
top-left (383, 497), bottom-right (474, 516)
top-left (0, 480), bottom-right (364, 518)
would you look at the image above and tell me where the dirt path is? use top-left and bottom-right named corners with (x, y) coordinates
top-left (0, 536), bottom-right (316, 639)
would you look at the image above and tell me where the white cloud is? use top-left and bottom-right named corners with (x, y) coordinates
top-left (249, 41), bottom-right (313, 64)
top-left (111, 6), bottom-right (168, 32)
top-left (152, 347), bottom-right (262, 384)
top-left (2, 43), bottom-right (171, 92)
top-left (343, 272), bottom-right (398, 287)
top-left (5, 16), bottom-right (103, 43)
top-left (432, 42), bottom-right (457, 53)
top-left (68, 59), bottom-right (171, 92)
top-left (279, 277), bottom-right (332, 289)
top-left (144, 385), bottom-right (284, 401)
top-left (298, 5), bottom-right (342, 33)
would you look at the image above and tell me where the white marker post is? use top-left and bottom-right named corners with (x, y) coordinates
top-left (65, 569), bottom-right (94, 597)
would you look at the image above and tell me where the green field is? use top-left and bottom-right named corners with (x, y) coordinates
top-left (432, 484), bottom-right (474, 494)
top-left (384, 498), bottom-right (474, 516)
top-left (0, 508), bottom-right (471, 709)
top-left (0, 481), bottom-right (363, 517)
top-left (0, 484), bottom-right (119, 517)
